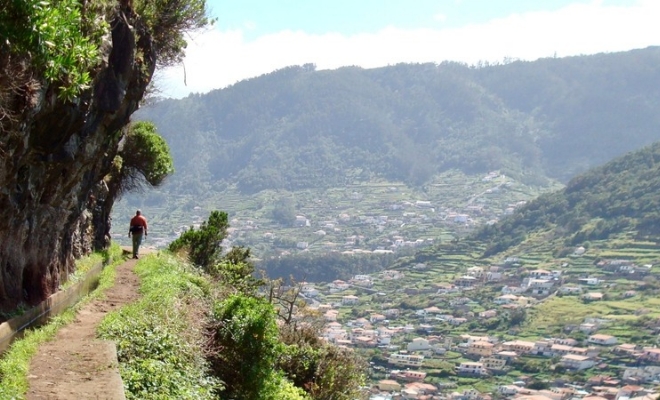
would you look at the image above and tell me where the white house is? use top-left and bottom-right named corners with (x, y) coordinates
top-left (623, 366), bottom-right (660, 382)
top-left (529, 269), bottom-right (553, 279)
top-left (501, 286), bottom-right (526, 295)
top-left (294, 215), bottom-right (309, 227)
top-left (388, 353), bottom-right (424, 367)
top-left (301, 286), bottom-right (319, 297)
top-left (588, 334), bottom-right (618, 346)
top-left (486, 271), bottom-right (503, 281)
top-left (578, 277), bottom-right (600, 285)
top-left (407, 338), bottom-right (431, 352)
top-left (525, 279), bottom-right (554, 296)
top-left (456, 362), bottom-right (487, 375)
top-left (561, 354), bottom-right (595, 370)
top-left (498, 385), bottom-right (520, 396)
top-left (341, 295), bottom-right (359, 305)
top-left (466, 266), bottom-right (484, 277)
top-left (533, 340), bottom-right (554, 357)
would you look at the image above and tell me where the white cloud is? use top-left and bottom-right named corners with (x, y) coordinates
top-left (156, 0), bottom-right (660, 98)
top-left (434, 13), bottom-right (447, 22)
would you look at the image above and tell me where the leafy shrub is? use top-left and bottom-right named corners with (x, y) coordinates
top-left (169, 210), bottom-right (229, 270)
top-left (207, 294), bottom-right (289, 399)
top-left (132, 0), bottom-right (213, 66)
top-left (0, 0), bottom-right (105, 100)
top-left (277, 324), bottom-right (366, 400)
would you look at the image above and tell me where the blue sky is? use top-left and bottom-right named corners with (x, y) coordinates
top-left (209, 0), bottom-right (632, 37)
top-left (157, 0), bottom-right (659, 98)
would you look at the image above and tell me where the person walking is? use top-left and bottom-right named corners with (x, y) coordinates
top-left (128, 209), bottom-right (148, 259)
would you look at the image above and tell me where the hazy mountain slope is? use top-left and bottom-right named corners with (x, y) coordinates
top-left (139, 47), bottom-right (660, 195)
top-left (473, 47), bottom-right (660, 180)
top-left (472, 141), bottom-right (660, 256)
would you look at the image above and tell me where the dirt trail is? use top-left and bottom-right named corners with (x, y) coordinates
top-left (26, 255), bottom-right (142, 400)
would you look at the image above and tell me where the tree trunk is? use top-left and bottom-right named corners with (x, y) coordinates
top-left (0, 7), bottom-right (156, 314)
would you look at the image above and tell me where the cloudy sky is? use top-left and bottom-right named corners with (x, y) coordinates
top-left (155, 0), bottom-right (660, 98)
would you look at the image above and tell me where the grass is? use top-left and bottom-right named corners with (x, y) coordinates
top-left (0, 244), bottom-right (125, 399)
top-left (0, 310), bottom-right (78, 398)
top-left (523, 294), bottom-right (660, 338)
top-left (97, 253), bottom-right (219, 400)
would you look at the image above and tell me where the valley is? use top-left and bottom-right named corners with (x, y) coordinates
top-left (112, 169), bottom-right (559, 280)
top-left (109, 47), bottom-right (660, 399)
top-left (300, 232), bottom-right (660, 399)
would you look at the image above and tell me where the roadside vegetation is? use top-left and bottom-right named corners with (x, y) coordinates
top-left (0, 244), bottom-right (125, 399)
top-left (99, 212), bottom-right (366, 400)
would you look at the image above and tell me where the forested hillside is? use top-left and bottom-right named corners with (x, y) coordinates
top-left (139, 46), bottom-right (660, 195)
top-left (472, 141), bottom-right (660, 256)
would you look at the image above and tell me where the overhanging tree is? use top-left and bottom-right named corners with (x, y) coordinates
top-left (0, 0), bottom-right (211, 312)
top-left (95, 121), bottom-right (174, 248)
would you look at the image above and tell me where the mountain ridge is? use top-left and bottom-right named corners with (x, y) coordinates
top-left (139, 46), bottom-right (660, 195)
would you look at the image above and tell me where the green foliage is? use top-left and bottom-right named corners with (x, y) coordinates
top-left (113, 121), bottom-right (175, 197)
top-left (277, 325), bottom-right (366, 400)
top-left (507, 308), bottom-right (527, 327)
top-left (0, 0), bottom-right (104, 100)
top-left (98, 254), bottom-right (220, 399)
top-left (260, 376), bottom-right (310, 400)
top-left (207, 294), bottom-right (282, 400)
top-left (132, 0), bottom-right (214, 66)
top-left (210, 248), bottom-right (264, 296)
top-left (168, 210), bottom-right (228, 269)
top-left (271, 196), bottom-right (297, 225)
top-left (474, 141), bottom-right (660, 256)
top-left (264, 251), bottom-right (396, 282)
top-left (527, 379), bottom-right (550, 390)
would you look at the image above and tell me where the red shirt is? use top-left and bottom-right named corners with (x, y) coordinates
top-left (130, 215), bottom-right (148, 233)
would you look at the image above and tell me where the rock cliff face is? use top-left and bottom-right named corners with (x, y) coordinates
top-left (0, 5), bottom-right (155, 313)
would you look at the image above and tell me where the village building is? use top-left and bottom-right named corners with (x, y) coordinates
top-left (533, 340), bottom-right (554, 357)
top-left (561, 354), bottom-right (595, 370)
top-left (404, 382), bottom-right (438, 395)
top-left (623, 366), bottom-right (660, 383)
top-left (583, 292), bottom-right (604, 301)
top-left (480, 357), bottom-right (507, 370)
top-left (388, 353), bottom-right (424, 367)
top-left (468, 341), bottom-right (495, 357)
top-left (456, 362), bottom-right (487, 375)
top-left (615, 343), bottom-right (641, 356)
top-left (502, 340), bottom-right (535, 355)
top-left (495, 351), bottom-right (519, 362)
top-left (377, 379), bottom-right (401, 391)
top-left (391, 370), bottom-right (427, 382)
top-left (407, 337), bottom-right (431, 352)
top-left (641, 347), bottom-right (660, 362)
top-left (588, 334), bottom-right (618, 345)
